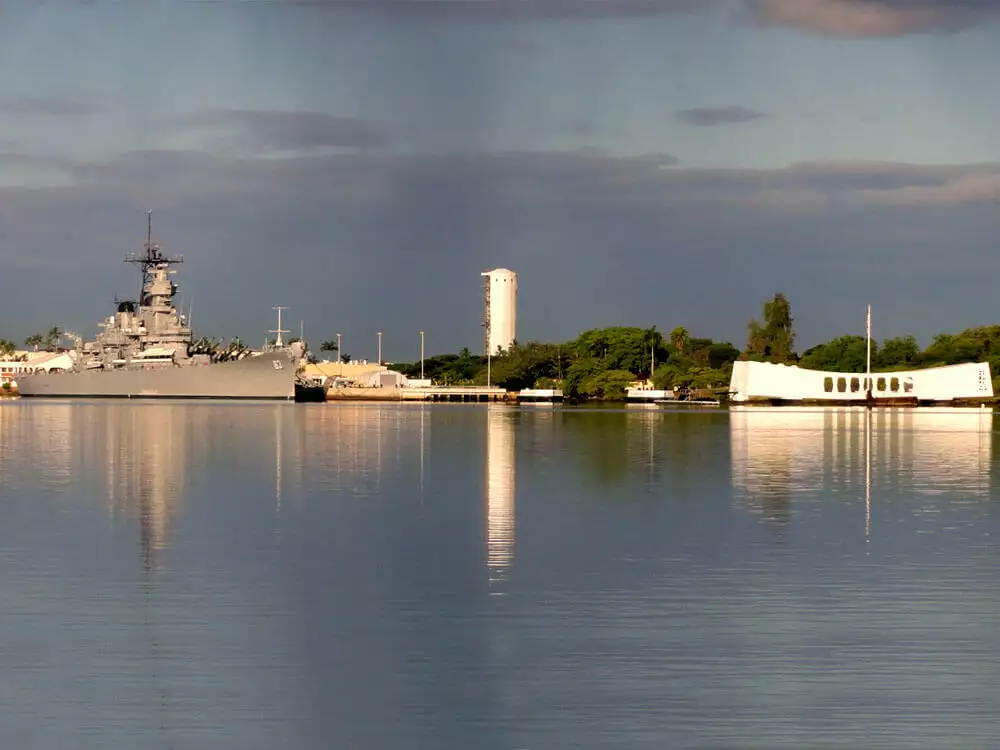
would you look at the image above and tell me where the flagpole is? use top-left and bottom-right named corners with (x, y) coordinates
top-left (866, 303), bottom-right (872, 399)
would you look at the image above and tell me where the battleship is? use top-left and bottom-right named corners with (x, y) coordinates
top-left (16, 212), bottom-right (320, 401)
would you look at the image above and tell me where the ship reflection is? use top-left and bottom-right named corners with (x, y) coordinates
top-left (94, 402), bottom-right (200, 572)
top-left (485, 405), bottom-right (516, 592)
top-left (731, 406), bottom-right (994, 531)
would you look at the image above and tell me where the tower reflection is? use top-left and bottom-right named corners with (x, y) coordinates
top-left (730, 406), bottom-right (994, 530)
top-left (485, 405), bottom-right (516, 591)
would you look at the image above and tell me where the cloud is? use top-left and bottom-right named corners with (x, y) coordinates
top-left (0, 153), bottom-right (75, 170)
top-left (0, 96), bottom-right (98, 116)
top-left (748, 0), bottom-right (1000, 37)
top-left (246, 0), bottom-right (1000, 35)
top-left (1, 147), bottom-right (999, 354)
top-left (565, 119), bottom-right (597, 137)
top-left (676, 106), bottom-right (765, 126)
top-left (175, 109), bottom-right (390, 153)
top-left (346, 0), bottom-right (716, 22)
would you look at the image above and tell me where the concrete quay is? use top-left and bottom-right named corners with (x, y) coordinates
top-left (326, 386), bottom-right (510, 402)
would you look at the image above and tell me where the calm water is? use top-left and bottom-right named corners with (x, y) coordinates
top-left (2, 400), bottom-right (999, 748)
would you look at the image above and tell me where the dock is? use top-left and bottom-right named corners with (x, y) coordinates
top-left (326, 386), bottom-right (509, 402)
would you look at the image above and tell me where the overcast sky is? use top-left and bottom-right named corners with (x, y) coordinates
top-left (2, 0), bottom-right (1000, 360)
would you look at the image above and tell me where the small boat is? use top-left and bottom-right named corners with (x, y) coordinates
top-left (517, 388), bottom-right (563, 404)
top-left (655, 385), bottom-right (721, 407)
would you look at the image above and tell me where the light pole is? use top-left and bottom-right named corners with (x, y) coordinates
top-left (419, 330), bottom-right (425, 381)
top-left (336, 332), bottom-right (342, 376)
top-left (377, 330), bottom-right (383, 366)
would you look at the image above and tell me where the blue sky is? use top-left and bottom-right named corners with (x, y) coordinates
top-left (2, 0), bottom-right (1000, 360)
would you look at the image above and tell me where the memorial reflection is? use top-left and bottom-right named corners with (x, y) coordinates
top-left (486, 405), bottom-right (516, 590)
top-left (731, 406), bottom-right (994, 528)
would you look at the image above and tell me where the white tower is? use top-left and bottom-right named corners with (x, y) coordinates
top-left (481, 268), bottom-right (517, 355)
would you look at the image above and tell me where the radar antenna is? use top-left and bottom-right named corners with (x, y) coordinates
top-left (124, 210), bottom-right (184, 307)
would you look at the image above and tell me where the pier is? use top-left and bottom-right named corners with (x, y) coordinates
top-left (325, 386), bottom-right (509, 402)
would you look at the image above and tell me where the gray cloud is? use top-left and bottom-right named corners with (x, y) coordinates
top-left (343, 0), bottom-right (715, 22)
top-left (176, 109), bottom-right (390, 153)
top-left (264, 1), bottom-right (1000, 35)
top-left (676, 106), bottom-right (765, 126)
top-left (564, 119), bottom-right (597, 137)
top-left (1, 148), bottom-right (999, 356)
top-left (0, 153), bottom-right (75, 170)
top-left (748, 0), bottom-right (1000, 37)
top-left (0, 96), bottom-right (98, 116)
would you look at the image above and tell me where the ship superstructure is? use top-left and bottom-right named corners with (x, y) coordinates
top-left (82, 211), bottom-right (198, 370)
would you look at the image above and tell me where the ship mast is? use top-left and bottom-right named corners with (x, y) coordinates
top-left (269, 305), bottom-right (290, 348)
top-left (124, 210), bottom-right (184, 308)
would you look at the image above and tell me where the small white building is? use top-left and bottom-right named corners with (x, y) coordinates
top-left (362, 369), bottom-right (408, 389)
top-left (729, 360), bottom-right (993, 404)
top-left (1, 350), bottom-right (74, 385)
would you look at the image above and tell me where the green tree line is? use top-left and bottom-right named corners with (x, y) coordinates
top-left (391, 292), bottom-right (1000, 399)
top-left (392, 326), bottom-right (741, 400)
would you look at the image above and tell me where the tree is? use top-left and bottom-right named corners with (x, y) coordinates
top-left (800, 335), bottom-right (868, 372)
top-left (474, 341), bottom-right (562, 390)
top-left (320, 340), bottom-right (339, 353)
top-left (642, 326), bottom-right (663, 378)
top-left (0, 339), bottom-right (16, 358)
top-left (746, 293), bottom-right (795, 362)
top-left (44, 326), bottom-right (62, 351)
top-left (576, 369), bottom-right (636, 400)
top-left (669, 326), bottom-right (690, 356)
top-left (875, 335), bottom-right (919, 369)
top-left (25, 333), bottom-right (43, 349)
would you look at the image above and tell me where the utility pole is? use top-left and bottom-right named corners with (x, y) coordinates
top-left (377, 330), bottom-right (383, 366)
top-left (419, 330), bottom-right (425, 381)
top-left (336, 332), bottom-right (342, 376)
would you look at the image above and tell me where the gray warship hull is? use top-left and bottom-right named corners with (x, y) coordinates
top-left (16, 348), bottom-right (300, 400)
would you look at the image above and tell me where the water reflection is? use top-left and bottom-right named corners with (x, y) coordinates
top-left (94, 403), bottom-right (200, 570)
top-left (486, 405), bottom-right (516, 590)
top-left (731, 406), bottom-right (994, 529)
top-left (0, 402), bottom-right (74, 490)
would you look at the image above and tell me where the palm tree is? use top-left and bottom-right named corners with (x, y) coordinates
top-left (320, 340), bottom-right (339, 354)
top-left (643, 326), bottom-right (663, 379)
top-left (44, 326), bottom-right (62, 351)
top-left (0, 339), bottom-right (16, 358)
top-left (669, 326), bottom-right (689, 356)
top-left (24, 333), bottom-right (43, 349)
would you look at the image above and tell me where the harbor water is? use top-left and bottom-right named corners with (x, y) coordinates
top-left (1, 401), bottom-right (999, 748)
